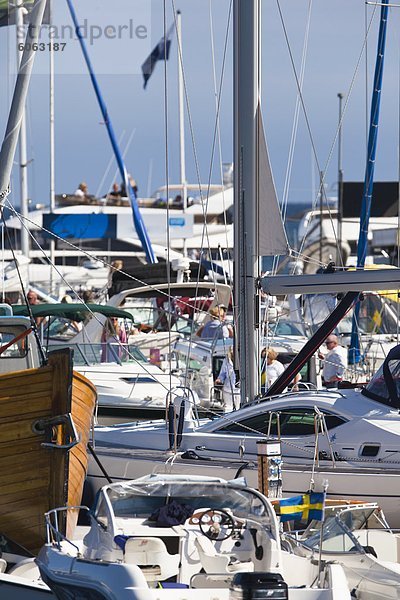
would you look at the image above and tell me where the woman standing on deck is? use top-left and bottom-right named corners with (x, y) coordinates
top-left (101, 317), bottom-right (127, 362)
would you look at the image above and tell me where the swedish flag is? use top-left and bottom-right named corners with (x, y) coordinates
top-left (278, 492), bottom-right (325, 522)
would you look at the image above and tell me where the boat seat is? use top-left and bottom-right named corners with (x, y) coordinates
top-left (0, 558), bottom-right (6, 573)
top-left (7, 558), bottom-right (40, 579)
top-left (194, 536), bottom-right (254, 574)
top-left (124, 536), bottom-right (180, 582)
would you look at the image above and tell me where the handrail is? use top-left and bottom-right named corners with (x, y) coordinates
top-left (45, 505), bottom-right (91, 553)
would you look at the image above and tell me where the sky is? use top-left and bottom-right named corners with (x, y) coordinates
top-left (1, 0), bottom-right (400, 213)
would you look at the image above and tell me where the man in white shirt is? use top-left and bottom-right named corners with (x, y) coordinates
top-left (74, 182), bottom-right (88, 197)
top-left (320, 334), bottom-right (348, 388)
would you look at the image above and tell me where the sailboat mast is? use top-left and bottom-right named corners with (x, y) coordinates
top-left (0, 0), bottom-right (47, 203)
top-left (349, 0), bottom-right (389, 363)
top-left (15, 0), bottom-right (30, 259)
top-left (177, 10), bottom-right (188, 256)
top-left (49, 0), bottom-right (56, 293)
top-left (234, 0), bottom-right (261, 404)
top-left (66, 0), bottom-right (157, 264)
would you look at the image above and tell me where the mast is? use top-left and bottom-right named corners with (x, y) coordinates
top-left (49, 0), bottom-right (56, 293)
top-left (177, 11), bottom-right (187, 215)
top-left (349, 0), bottom-right (389, 364)
top-left (15, 0), bottom-right (30, 259)
top-left (66, 0), bottom-right (156, 264)
top-left (0, 0), bottom-right (47, 203)
top-left (234, 0), bottom-right (261, 404)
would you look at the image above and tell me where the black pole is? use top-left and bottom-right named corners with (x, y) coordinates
top-left (266, 291), bottom-right (358, 397)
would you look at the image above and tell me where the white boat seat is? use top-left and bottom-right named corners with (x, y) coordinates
top-left (194, 536), bottom-right (254, 574)
top-left (7, 558), bottom-right (40, 578)
top-left (123, 536), bottom-right (180, 581)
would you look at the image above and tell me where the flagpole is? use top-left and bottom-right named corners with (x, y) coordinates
top-left (317, 482), bottom-right (329, 586)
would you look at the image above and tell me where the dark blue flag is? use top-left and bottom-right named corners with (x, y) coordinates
top-left (141, 23), bottom-right (174, 89)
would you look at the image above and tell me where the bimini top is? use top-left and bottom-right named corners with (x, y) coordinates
top-left (11, 303), bottom-right (134, 323)
top-left (362, 344), bottom-right (400, 410)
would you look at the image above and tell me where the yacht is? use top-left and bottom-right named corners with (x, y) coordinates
top-left (88, 344), bottom-right (400, 527)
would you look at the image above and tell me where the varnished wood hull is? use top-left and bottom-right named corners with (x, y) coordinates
top-left (0, 349), bottom-right (96, 554)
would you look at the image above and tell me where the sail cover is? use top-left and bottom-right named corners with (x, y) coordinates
top-left (257, 107), bottom-right (289, 256)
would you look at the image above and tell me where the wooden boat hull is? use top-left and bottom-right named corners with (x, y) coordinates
top-left (0, 348), bottom-right (96, 554)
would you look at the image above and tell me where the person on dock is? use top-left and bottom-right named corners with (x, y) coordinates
top-left (101, 316), bottom-right (127, 362)
top-left (215, 347), bottom-right (238, 411)
top-left (261, 347), bottom-right (284, 393)
top-left (196, 305), bottom-right (233, 341)
top-left (27, 290), bottom-right (46, 327)
top-left (319, 334), bottom-right (348, 388)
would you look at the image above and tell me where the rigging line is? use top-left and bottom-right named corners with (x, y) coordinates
top-left (209, 0), bottom-right (233, 286)
top-left (202, 0), bottom-right (235, 316)
top-left (273, 0), bottom-right (313, 277)
top-left (170, 2), bottom-right (204, 201)
top-left (95, 129), bottom-right (126, 198)
top-left (195, 0), bottom-right (233, 281)
top-left (303, 6), bottom-right (379, 262)
top-left (397, 32), bottom-right (400, 344)
top-left (279, 0), bottom-right (313, 227)
top-left (171, 0), bottom-right (234, 377)
top-left (108, 128), bottom-right (137, 198)
top-left (281, 1), bottom-right (379, 266)
top-left (169, 1), bottom-right (207, 329)
top-left (164, 0), bottom-right (174, 399)
top-left (170, 0), bottom-right (219, 283)
top-left (0, 208), bottom-right (47, 365)
top-left (365, 3), bottom-right (370, 150)
top-left (4, 204), bottom-right (178, 388)
top-left (4, 203), bottom-right (215, 323)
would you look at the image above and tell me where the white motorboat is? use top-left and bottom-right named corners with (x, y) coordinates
top-left (12, 303), bottom-right (184, 421)
top-left (286, 502), bottom-right (400, 599)
top-left (36, 474), bottom-right (351, 599)
top-left (88, 344), bottom-right (400, 526)
top-left (69, 342), bottom-right (182, 422)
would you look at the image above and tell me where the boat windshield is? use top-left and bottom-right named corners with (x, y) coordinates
top-left (362, 349), bottom-right (400, 408)
top-left (297, 506), bottom-right (378, 554)
top-left (98, 478), bottom-right (272, 531)
top-left (48, 343), bottom-right (147, 366)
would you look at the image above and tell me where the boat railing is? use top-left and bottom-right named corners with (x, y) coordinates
top-left (48, 342), bottom-right (148, 367)
top-left (44, 506), bottom-right (91, 554)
